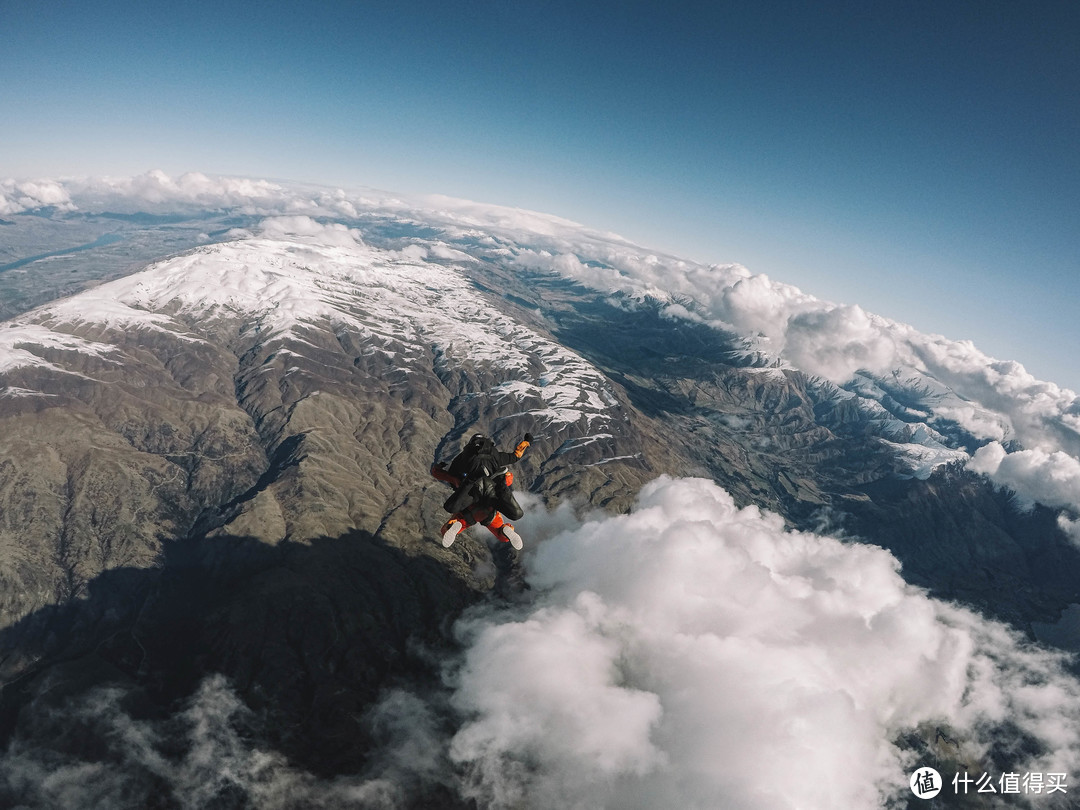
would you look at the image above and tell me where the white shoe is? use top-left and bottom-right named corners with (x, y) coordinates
top-left (502, 525), bottom-right (523, 551)
top-left (442, 520), bottom-right (463, 547)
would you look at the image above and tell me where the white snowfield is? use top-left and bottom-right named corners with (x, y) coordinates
top-left (1, 216), bottom-right (621, 433)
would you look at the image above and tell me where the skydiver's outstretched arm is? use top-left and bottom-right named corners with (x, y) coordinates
top-left (493, 433), bottom-right (533, 467)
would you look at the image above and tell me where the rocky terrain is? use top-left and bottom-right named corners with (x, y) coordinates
top-left (1, 190), bottom-right (1078, 806)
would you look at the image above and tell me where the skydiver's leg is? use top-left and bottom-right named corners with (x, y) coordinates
top-left (483, 510), bottom-right (506, 538)
top-left (491, 478), bottom-right (523, 521)
top-left (482, 510), bottom-right (523, 550)
top-left (441, 514), bottom-right (467, 547)
top-left (442, 504), bottom-right (490, 548)
top-left (463, 504), bottom-right (490, 527)
top-left (443, 480), bottom-right (477, 514)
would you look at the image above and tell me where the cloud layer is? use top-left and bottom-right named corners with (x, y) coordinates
top-left (446, 477), bottom-right (1080, 809)
top-left (968, 441), bottom-right (1080, 545)
top-left (0, 675), bottom-right (413, 810)
top-left (490, 205), bottom-right (1080, 519)
top-left (511, 243), bottom-right (1080, 454)
top-left (0, 179), bottom-right (75, 215)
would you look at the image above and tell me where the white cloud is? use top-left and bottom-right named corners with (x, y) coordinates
top-left (969, 441), bottom-right (1080, 519)
top-left (19, 170), bottom-right (367, 219)
top-left (0, 675), bottom-right (408, 810)
top-left (258, 215), bottom-right (364, 248)
top-left (911, 337), bottom-right (1080, 455)
top-left (427, 242), bottom-right (476, 263)
top-left (445, 477), bottom-right (1080, 809)
top-left (410, 194), bottom-right (593, 239)
top-left (784, 304), bottom-right (899, 382)
top-left (450, 595), bottom-right (665, 807)
top-left (933, 402), bottom-right (1009, 442)
top-left (65, 170), bottom-right (292, 213)
top-left (0, 179), bottom-right (75, 214)
top-left (1059, 516), bottom-right (1080, 544)
top-left (511, 249), bottom-right (659, 298)
top-left (127, 170), bottom-right (285, 207)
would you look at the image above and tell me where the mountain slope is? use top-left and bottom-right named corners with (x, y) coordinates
top-left (0, 219), bottom-right (686, 776)
top-left (1, 177), bottom-right (1080, 806)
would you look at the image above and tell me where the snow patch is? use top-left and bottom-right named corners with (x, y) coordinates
top-left (0, 323), bottom-right (117, 376)
top-left (2, 225), bottom-right (620, 432)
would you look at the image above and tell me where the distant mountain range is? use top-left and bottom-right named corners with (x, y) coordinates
top-left (1, 173), bottom-right (1078, 808)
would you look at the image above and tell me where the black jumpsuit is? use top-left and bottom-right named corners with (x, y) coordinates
top-left (441, 445), bottom-right (525, 521)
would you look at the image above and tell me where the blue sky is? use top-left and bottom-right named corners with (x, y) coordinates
top-left (2, 0), bottom-right (1078, 390)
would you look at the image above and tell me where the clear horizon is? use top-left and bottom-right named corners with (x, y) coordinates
top-left (2, 0), bottom-right (1078, 391)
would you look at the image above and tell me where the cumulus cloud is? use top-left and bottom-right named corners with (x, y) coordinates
top-left (6, 170), bottom-right (373, 220)
top-left (910, 337), bottom-right (1080, 454)
top-left (0, 179), bottom-right (75, 214)
top-left (126, 169), bottom-right (285, 207)
top-left (933, 402), bottom-right (1009, 442)
top-left (1059, 516), bottom-right (1080, 545)
top-left (63, 170), bottom-right (292, 213)
top-left (445, 477), bottom-right (1080, 809)
top-left (569, 255), bottom-right (1075, 448)
top-left (449, 597), bottom-right (665, 807)
top-left (784, 304), bottom-right (900, 382)
top-left (258, 215), bottom-right (364, 248)
top-left (968, 441), bottom-right (1080, 528)
top-left (409, 194), bottom-right (595, 240)
top-left (511, 249), bottom-right (656, 298)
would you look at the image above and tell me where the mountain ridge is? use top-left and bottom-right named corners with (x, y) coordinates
top-left (2, 210), bottom-right (1078, 629)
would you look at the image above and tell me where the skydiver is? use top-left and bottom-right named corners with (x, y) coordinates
top-left (431, 432), bottom-right (533, 550)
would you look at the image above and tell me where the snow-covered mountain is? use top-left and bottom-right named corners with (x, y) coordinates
top-left (1, 172), bottom-right (1079, 809)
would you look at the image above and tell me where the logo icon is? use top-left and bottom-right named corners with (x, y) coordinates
top-left (910, 767), bottom-right (943, 799)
